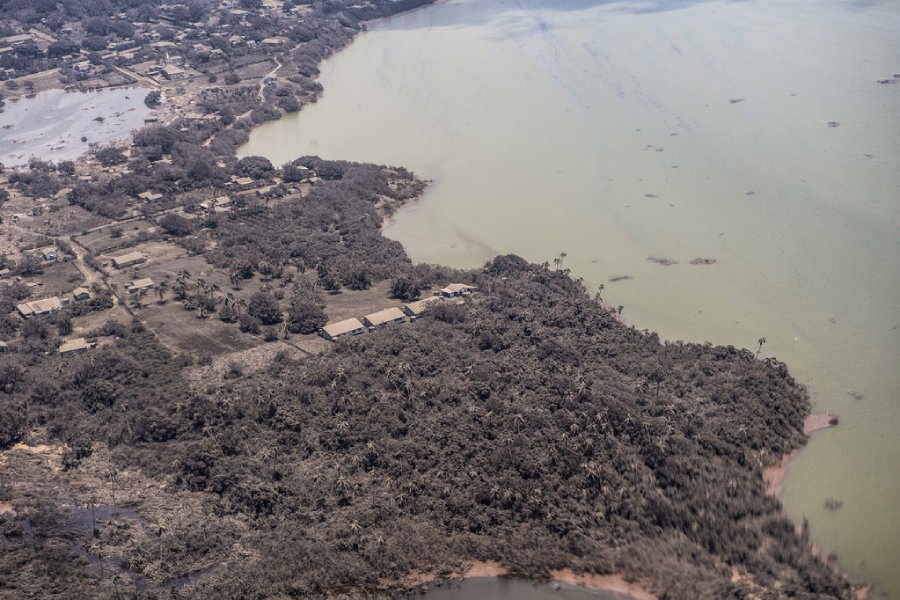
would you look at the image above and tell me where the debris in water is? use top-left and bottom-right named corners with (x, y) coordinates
top-left (648, 256), bottom-right (677, 266)
top-left (827, 121), bottom-right (840, 127)
top-left (848, 391), bottom-right (864, 401)
top-left (690, 258), bottom-right (716, 265)
top-left (824, 497), bottom-right (844, 511)
top-left (644, 193), bottom-right (658, 198)
top-left (609, 275), bottom-right (632, 282)
top-left (729, 98), bottom-right (745, 104)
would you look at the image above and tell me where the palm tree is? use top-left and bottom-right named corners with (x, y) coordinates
top-left (132, 288), bottom-right (147, 309)
top-left (229, 269), bottom-right (242, 290)
top-left (156, 280), bottom-right (168, 304)
top-left (756, 336), bottom-right (766, 358)
top-left (174, 270), bottom-right (191, 300)
top-left (258, 260), bottom-right (274, 281)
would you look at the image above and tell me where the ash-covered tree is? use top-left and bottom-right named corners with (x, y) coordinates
top-left (389, 276), bottom-right (420, 301)
top-left (247, 292), bottom-right (282, 325)
top-left (234, 156), bottom-right (274, 180)
top-left (158, 214), bottom-right (195, 237)
top-left (144, 90), bottom-right (162, 107)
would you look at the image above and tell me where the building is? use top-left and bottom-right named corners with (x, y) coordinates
top-left (321, 318), bottom-right (366, 341)
top-left (402, 296), bottom-right (442, 318)
top-left (439, 283), bottom-right (477, 298)
top-left (72, 287), bottom-right (91, 301)
top-left (59, 337), bottom-right (91, 355)
top-left (127, 278), bottom-right (156, 293)
top-left (41, 247), bottom-right (58, 261)
top-left (232, 176), bottom-right (257, 191)
top-left (0, 340), bottom-right (8, 352)
top-left (160, 64), bottom-right (185, 80)
top-left (112, 252), bottom-right (147, 269)
top-left (200, 196), bottom-right (232, 211)
top-left (17, 296), bottom-right (62, 318)
top-left (362, 307), bottom-right (407, 329)
top-left (137, 191), bottom-right (164, 202)
top-left (3, 33), bottom-right (34, 47)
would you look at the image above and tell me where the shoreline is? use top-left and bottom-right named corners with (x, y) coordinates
top-left (762, 412), bottom-right (838, 497)
top-left (762, 413), bottom-right (870, 599)
top-left (391, 561), bottom-right (656, 599)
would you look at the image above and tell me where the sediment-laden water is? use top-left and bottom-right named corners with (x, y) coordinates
top-left (240, 0), bottom-right (900, 595)
top-left (0, 88), bottom-right (151, 166)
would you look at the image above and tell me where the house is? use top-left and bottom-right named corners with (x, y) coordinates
top-left (0, 340), bottom-right (8, 352)
top-left (321, 318), bottom-right (366, 341)
top-left (402, 296), bottom-right (442, 318)
top-left (58, 337), bottom-right (91, 355)
top-left (261, 37), bottom-right (287, 47)
top-left (439, 283), bottom-right (477, 298)
top-left (40, 247), bottom-right (58, 261)
top-left (3, 34), bottom-right (34, 47)
top-left (200, 196), bottom-right (233, 211)
top-left (72, 287), bottom-right (91, 301)
top-left (127, 278), bottom-right (155, 293)
top-left (112, 251), bottom-right (147, 269)
top-left (231, 176), bottom-right (256, 191)
top-left (159, 64), bottom-right (185, 80)
top-left (137, 191), bottom-right (164, 202)
top-left (362, 307), bottom-right (407, 329)
top-left (16, 296), bottom-right (62, 318)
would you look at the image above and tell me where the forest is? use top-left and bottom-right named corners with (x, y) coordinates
top-left (0, 252), bottom-right (853, 598)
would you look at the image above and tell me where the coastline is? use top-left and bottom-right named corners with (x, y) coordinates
top-left (391, 561), bottom-right (656, 600)
top-left (762, 412), bottom-right (838, 497)
top-left (762, 413), bottom-right (870, 599)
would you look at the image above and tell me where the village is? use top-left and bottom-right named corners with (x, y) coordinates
top-left (0, 149), bottom-right (476, 367)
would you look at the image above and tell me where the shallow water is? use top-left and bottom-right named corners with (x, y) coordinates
top-left (240, 0), bottom-right (900, 595)
top-left (419, 577), bottom-right (636, 599)
top-left (0, 88), bottom-right (151, 166)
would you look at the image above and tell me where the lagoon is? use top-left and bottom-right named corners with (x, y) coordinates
top-left (240, 0), bottom-right (900, 595)
top-left (0, 87), bottom-right (151, 167)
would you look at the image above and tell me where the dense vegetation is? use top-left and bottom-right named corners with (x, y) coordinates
top-left (0, 255), bottom-right (852, 599)
top-left (0, 0), bottom-right (856, 598)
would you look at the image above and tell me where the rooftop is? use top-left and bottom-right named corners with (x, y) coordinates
top-left (363, 307), bottom-right (407, 327)
top-left (322, 318), bottom-right (366, 338)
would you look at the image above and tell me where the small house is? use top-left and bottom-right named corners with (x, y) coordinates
top-left (112, 252), bottom-right (147, 269)
top-left (232, 176), bottom-right (256, 191)
top-left (159, 64), bottom-right (184, 80)
top-left (402, 296), bottom-right (442, 318)
top-left (0, 340), bottom-right (8, 352)
top-left (439, 283), bottom-right (477, 298)
top-left (17, 296), bottom-right (62, 318)
top-left (321, 318), bottom-right (366, 341)
top-left (72, 287), bottom-right (91, 301)
top-left (127, 278), bottom-right (155, 293)
top-left (137, 191), bottom-right (164, 203)
top-left (59, 337), bottom-right (91, 355)
top-left (362, 307), bottom-right (407, 329)
top-left (41, 247), bottom-right (58, 261)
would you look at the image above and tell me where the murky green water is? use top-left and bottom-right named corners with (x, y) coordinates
top-left (240, 0), bottom-right (900, 595)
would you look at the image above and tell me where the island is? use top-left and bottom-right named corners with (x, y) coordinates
top-left (0, 0), bottom-right (864, 598)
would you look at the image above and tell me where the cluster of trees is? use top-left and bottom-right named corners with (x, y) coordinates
top-left (203, 158), bottom-right (423, 286)
top-left (0, 257), bottom-right (852, 598)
